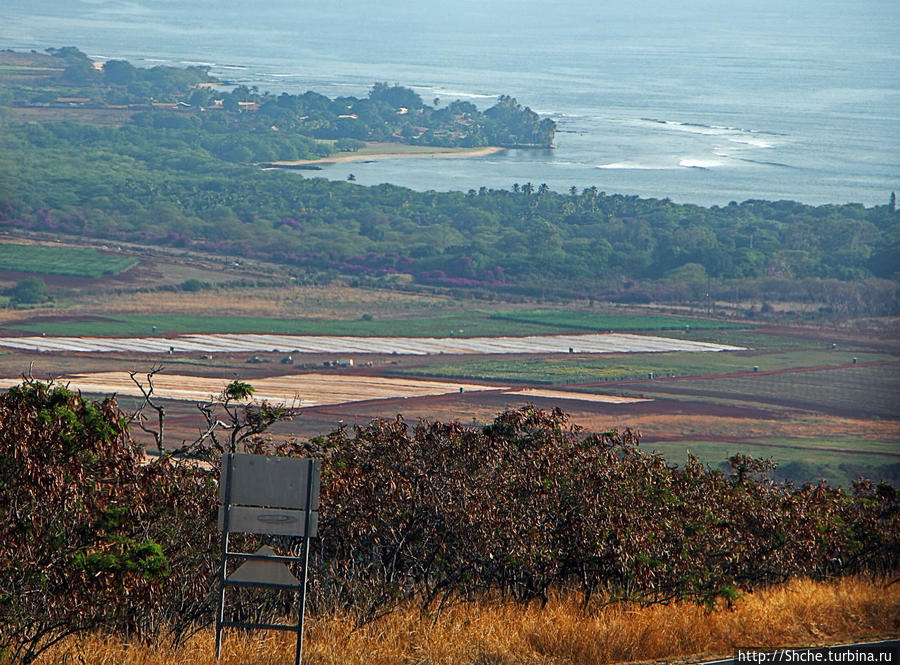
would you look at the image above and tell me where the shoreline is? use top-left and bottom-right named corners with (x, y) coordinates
top-left (267, 145), bottom-right (505, 167)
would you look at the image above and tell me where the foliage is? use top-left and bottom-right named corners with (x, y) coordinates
top-left (3, 48), bottom-right (555, 150)
top-left (1, 48), bottom-right (897, 308)
top-left (0, 385), bottom-right (896, 660)
top-left (223, 380), bottom-right (254, 401)
top-left (0, 375), bottom-right (294, 662)
top-left (334, 137), bottom-right (366, 152)
top-left (0, 380), bottom-right (217, 662)
top-left (46, 47), bottom-right (213, 103)
top-left (4, 310), bottom-right (741, 338)
top-left (1, 111), bottom-right (896, 308)
top-left (288, 407), bottom-right (898, 623)
top-left (5, 278), bottom-right (48, 306)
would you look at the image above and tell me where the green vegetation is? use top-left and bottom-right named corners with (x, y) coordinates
top-left (488, 310), bottom-right (743, 331)
top-left (4, 309), bottom-right (745, 337)
top-left (396, 350), bottom-right (895, 385)
top-left (0, 243), bottom-right (137, 277)
top-left (3, 48), bottom-right (554, 153)
top-left (1, 50), bottom-right (897, 310)
top-left (13, 46), bottom-right (213, 104)
top-left (6, 277), bottom-right (49, 305)
top-left (645, 329), bottom-right (842, 351)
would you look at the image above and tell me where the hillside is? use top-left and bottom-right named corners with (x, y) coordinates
top-left (1, 381), bottom-right (896, 663)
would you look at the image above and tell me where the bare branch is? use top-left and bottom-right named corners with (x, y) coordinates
top-left (128, 366), bottom-right (166, 453)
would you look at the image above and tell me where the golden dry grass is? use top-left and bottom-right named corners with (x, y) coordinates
top-left (39, 577), bottom-right (899, 665)
top-left (0, 284), bottom-right (462, 325)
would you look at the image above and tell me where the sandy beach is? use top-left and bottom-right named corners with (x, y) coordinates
top-left (268, 145), bottom-right (504, 167)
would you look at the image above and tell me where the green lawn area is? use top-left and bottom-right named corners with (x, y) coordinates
top-left (4, 309), bottom-right (751, 338)
top-left (649, 329), bottom-right (842, 351)
top-left (3, 312), bottom-right (569, 337)
top-left (489, 310), bottom-right (745, 331)
top-left (0, 244), bottom-right (137, 278)
top-left (395, 351), bottom-right (895, 385)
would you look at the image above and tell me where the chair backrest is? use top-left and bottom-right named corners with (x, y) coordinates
top-left (218, 454), bottom-right (321, 537)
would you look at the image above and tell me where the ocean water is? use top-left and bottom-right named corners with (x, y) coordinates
top-left (3, 0), bottom-right (899, 206)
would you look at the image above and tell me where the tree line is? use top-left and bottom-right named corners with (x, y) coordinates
top-left (6, 47), bottom-right (555, 149)
top-left (1, 117), bottom-right (897, 311)
top-left (1, 48), bottom-right (897, 312)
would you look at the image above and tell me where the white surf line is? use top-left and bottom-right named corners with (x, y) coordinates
top-left (0, 333), bottom-right (745, 355)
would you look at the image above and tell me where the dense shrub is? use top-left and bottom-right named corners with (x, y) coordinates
top-left (1, 384), bottom-right (897, 660)
top-left (0, 381), bottom-right (217, 663)
top-left (296, 408), bottom-right (898, 622)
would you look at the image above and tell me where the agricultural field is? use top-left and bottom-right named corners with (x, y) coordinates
top-left (395, 350), bottom-right (894, 384)
top-left (0, 240), bottom-right (894, 489)
top-left (1, 309), bottom-right (753, 338)
top-left (639, 329), bottom-right (862, 351)
top-left (0, 332), bottom-right (743, 355)
top-left (0, 242), bottom-right (137, 278)
top-left (2, 312), bottom-right (575, 338)
top-left (644, 438), bottom-right (900, 488)
top-left (0, 372), bottom-right (507, 408)
top-left (614, 362), bottom-right (900, 419)
top-left (488, 309), bottom-right (744, 331)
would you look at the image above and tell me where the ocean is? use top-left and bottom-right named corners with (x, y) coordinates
top-left (3, 0), bottom-right (899, 206)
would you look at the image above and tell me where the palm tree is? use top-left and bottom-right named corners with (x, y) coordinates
top-left (582, 185), bottom-right (598, 211)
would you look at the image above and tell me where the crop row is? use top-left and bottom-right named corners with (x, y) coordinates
top-left (0, 243), bottom-right (137, 277)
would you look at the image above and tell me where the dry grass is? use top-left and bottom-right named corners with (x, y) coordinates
top-left (83, 285), bottom-right (459, 319)
top-left (39, 577), bottom-right (899, 665)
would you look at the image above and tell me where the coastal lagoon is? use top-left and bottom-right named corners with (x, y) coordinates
top-left (4, 0), bottom-right (898, 206)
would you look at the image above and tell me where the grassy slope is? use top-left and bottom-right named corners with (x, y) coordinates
top-left (39, 578), bottom-right (899, 665)
top-left (489, 309), bottom-right (744, 331)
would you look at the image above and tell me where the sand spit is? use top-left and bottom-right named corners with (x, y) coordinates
top-left (268, 146), bottom-right (504, 167)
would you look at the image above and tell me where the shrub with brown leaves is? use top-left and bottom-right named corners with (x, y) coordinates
top-left (0, 380), bottom-right (217, 663)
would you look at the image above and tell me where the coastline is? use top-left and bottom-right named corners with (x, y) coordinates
top-left (268, 145), bottom-right (505, 167)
